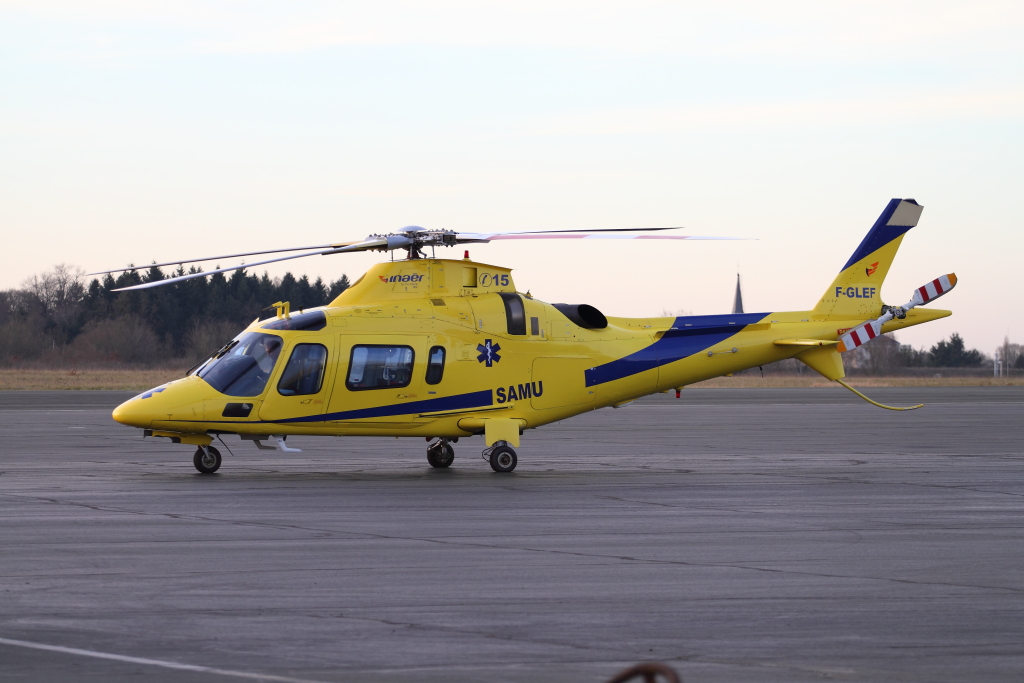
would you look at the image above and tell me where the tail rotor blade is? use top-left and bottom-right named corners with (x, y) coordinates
top-left (837, 320), bottom-right (883, 353)
top-left (838, 273), bottom-right (957, 352)
top-left (911, 273), bottom-right (957, 306)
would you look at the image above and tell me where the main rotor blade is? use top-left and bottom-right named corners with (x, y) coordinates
top-left (110, 248), bottom-right (339, 292)
top-left (86, 241), bottom-right (363, 276)
top-left (512, 227), bottom-right (683, 234)
top-left (490, 234), bottom-right (746, 240)
top-left (327, 237), bottom-right (392, 253)
top-left (456, 233), bottom-right (750, 243)
top-left (101, 224), bottom-right (749, 292)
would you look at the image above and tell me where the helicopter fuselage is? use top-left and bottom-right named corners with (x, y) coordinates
top-left (112, 256), bottom-right (949, 449)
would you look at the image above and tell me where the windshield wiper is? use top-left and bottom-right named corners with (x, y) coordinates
top-left (213, 339), bottom-right (239, 359)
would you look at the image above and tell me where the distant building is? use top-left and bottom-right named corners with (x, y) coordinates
top-left (732, 273), bottom-right (744, 314)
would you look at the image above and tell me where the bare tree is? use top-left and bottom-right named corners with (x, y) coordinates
top-left (69, 316), bottom-right (163, 365)
top-left (183, 318), bottom-right (243, 364)
top-left (21, 264), bottom-right (85, 343)
top-left (999, 336), bottom-right (1022, 376)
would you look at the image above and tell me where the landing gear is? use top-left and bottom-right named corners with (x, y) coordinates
top-left (426, 439), bottom-right (455, 468)
top-left (485, 442), bottom-right (517, 473)
top-left (193, 445), bottom-right (222, 474)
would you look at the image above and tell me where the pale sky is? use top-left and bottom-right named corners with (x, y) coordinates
top-left (2, 1), bottom-right (1022, 353)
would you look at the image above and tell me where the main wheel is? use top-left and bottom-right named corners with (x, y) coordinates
top-left (488, 445), bottom-right (517, 473)
top-left (427, 441), bottom-right (455, 468)
top-left (193, 446), bottom-right (222, 474)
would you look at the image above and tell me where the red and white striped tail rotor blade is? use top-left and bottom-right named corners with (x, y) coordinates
top-left (911, 273), bottom-right (957, 306)
top-left (837, 320), bottom-right (883, 353)
top-left (838, 272), bottom-right (958, 352)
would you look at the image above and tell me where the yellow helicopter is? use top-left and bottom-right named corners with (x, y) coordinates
top-left (95, 198), bottom-right (955, 474)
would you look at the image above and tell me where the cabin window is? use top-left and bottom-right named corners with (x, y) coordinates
top-left (498, 292), bottom-right (526, 335)
top-left (198, 332), bottom-right (283, 397)
top-left (346, 345), bottom-right (414, 390)
top-left (425, 346), bottom-right (446, 385)
top-left (277, 343), bottom-right (328, 396)
top-left (530, 316), bottom-right (540, 336)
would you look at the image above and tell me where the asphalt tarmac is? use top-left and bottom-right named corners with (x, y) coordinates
top-left (1, 387), bottom-right (1023, 682)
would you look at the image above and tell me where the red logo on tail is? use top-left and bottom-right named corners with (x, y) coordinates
top-left (865, 262), bottom-right (879, 276)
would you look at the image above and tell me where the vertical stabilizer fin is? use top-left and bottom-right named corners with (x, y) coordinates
top-left (813, 198), bottom-right (923, 317)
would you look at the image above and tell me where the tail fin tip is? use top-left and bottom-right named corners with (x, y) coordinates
top-left (841, 198), bottom-right (923, 271)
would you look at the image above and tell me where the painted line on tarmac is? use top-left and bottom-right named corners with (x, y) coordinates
top-left (0, 637), bottom-right (328, 683)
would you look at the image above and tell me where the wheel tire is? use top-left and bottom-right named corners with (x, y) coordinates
top-left (193, 446), bottom-right (222, 474)
top-left (427, 442), bottom-right (455, 468)
top-left (488, 445), bottom-right (517, 473)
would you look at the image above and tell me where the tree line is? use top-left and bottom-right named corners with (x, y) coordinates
top-left (0, 263), bottom-right (1016, 372)
top-left (853, 332), bottom-right (1010, 373)
top-left (0, 264), bottom-right (350, 366)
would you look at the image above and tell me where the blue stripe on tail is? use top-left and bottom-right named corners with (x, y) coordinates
top-left (584, 313), bottom-right (766, 387)
top-left (841, 198), bottom-right (916, 271)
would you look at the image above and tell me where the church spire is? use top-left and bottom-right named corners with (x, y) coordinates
top-left (732, 273), bottom-right (744, 314)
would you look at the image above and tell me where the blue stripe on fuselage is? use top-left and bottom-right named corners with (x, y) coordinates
top-left (268, 389), bottom-right (494, 424)
top-left (584, 313), bottom-right (767, 387)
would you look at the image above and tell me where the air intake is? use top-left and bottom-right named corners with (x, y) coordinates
top-left (552, 303), bottom-right (608, 330)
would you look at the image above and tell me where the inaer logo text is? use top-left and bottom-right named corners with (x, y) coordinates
top-left (379, 274), bottom-right (424, 283)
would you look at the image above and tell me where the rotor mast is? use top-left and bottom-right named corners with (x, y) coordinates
top-left (364, 226), bottom-right (464, 260)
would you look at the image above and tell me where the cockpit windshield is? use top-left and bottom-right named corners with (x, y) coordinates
top-left (197, 332), bottom-right (283, 397)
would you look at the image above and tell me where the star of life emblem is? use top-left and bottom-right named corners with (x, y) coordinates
top-left (476, 339), bottom-right (501, 367)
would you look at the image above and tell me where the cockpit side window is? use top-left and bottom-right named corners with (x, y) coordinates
top-left (278, 344), bottom-right (328, 396)
top-left (198, 332), bottom-right (283, 397)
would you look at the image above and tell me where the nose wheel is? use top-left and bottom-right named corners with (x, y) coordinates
top-left (193, 446), bottom-right (222, 474)
top-left (484, 443), bottom-right (517, 473)
top-left (426, 439), bottom-right (455, 468)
